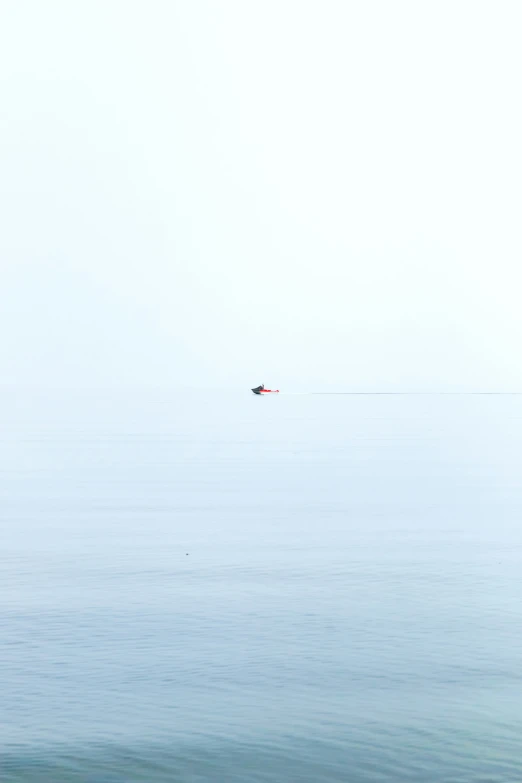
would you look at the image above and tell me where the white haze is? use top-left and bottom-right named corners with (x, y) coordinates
top-left (1, 1), bottom-right (521, 392)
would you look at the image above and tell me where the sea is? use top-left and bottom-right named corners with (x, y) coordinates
top-left (1, 389), bottom-right (522, 782)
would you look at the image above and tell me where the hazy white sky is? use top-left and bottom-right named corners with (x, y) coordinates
top-left (1, 1), bottom-right (521, 390)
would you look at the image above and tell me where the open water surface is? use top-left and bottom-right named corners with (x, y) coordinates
top-left (1, 390), bottom-right (522, 781)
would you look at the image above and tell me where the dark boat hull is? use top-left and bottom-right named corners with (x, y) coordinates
top-left (252, 386), bottom-right (279, 394)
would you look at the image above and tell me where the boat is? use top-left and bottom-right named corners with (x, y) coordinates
top-left (251, 384), bottom-right (280, 395)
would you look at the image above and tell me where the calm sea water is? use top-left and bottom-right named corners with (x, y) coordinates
top-left (1, 390), bottom-right (522, 782)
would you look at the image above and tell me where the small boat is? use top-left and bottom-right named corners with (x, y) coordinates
top-left (251, 384), bottom-right (280, 395)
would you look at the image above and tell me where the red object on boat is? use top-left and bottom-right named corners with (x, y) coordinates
top-left (251, 385), bottom-right (279, 395)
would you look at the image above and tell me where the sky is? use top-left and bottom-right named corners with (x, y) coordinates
top-left (0, 0), bottom-right (521, 391)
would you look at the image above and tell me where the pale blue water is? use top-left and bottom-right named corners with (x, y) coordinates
top-left (1, 390), bottom-right (522, 782)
